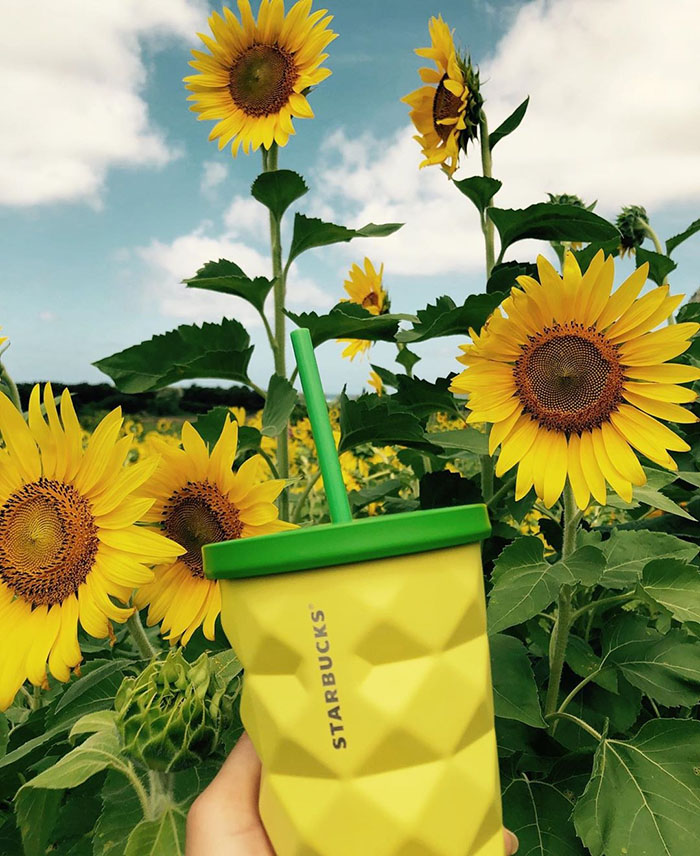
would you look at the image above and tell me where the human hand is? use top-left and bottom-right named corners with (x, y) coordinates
top-left (186, 734), bottom-right (519, 855)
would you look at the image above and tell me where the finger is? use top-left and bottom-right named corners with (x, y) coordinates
top-left (504, 828), bottom-right (520, 854)
top-left (205, 732), bottom-right (262, 823)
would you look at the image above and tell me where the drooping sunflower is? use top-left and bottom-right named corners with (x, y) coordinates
top-left (402, 16), bottom-right (481, 177)
top-left (184, 0), bottom-right (337, 155)
top-left (451, 252), bottom-right (700, 509)
top-left (337, 258), bottom-right (389, 360)
top-left (134, 417), bottom-right (295, 645)
top-left (0, 385), bottom-right (183, 710)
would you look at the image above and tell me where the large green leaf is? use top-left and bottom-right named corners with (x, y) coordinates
top-left (635, 247), bottom-right (677, 286)
top-left (338, 391), bottom-right (441, 453)
top-left (502, 774), bottom-right (586, 855)
top-left (396, 293), bottom-right (502, 343)
top-left (261, 374), bottom-right (297, 437)
top-left (94, 319), bottom-right (253, 393)
top-left (488, 203), bottom-right (619, 254)
top-left (598, 529), bottom-right (699, 589)
top-left (125, 807), bottom-right (186, 856)
top-left (348, 479), bottom-right (403, 511)
top-left (571, 239), bottom-right (620, 271)
top-left (602, 614), bottom-right (700, 706)
top-left (566, 635), bottom-right (618, 694)
top-left (286, 302), bottom-right (400, 348)
top-left (486, 260), bottom-right (537, 294)
top-left (19, 728), bottom-right (123, 790)
top-left (574, 719), bottom-right (700, 856)
top-left (250, 169), bottom-right (308, 220)
top-left (487, 538), bottom-right (605, 633)
top-left (489, 97), bottom-right (530, 149)
top-left (183, 259), bottom-right (274, 314)
top-left (288, 215), bottom-right (402, 264)
top-left (640, 559), bottom-right (700, 625)
top-left (666, 216), bottom-right (700, 255)
top-left (53, 659), bottom-right (132, 727)
top-left (15, 787), bottom-right (63, 856)
top-left (390, 375), bottom-right (457, 420)
top-left (453, 176), bottom-right (502, 213)
top-left (490, 634), bottom-right (546, 727)
top-left (194, 405), bottom-right (261, 454)
top-left (94, 771), bottom-right (145, 856)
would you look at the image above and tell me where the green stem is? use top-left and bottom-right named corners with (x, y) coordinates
top-left (557, 670), bottom-right (600, 717)
top-left (263, 143), bottom-right (290, 520)
top-left (248, 380), bottom-right (268, 400)
top-left (148, 770), bottom-right (174, 819)
top-left (118, 762), bottom-right (152, 820)
top-left (486, 475), bottom-right (516, 508)
top-left (257, 308), bottom-right (277, 359)
top-left (546, 712), bottom-right (602, 742)
top-left (570, 591), bottom-right (636, 624)
top-left (0, 360), bottom-right (21, 411)
top-left (259, 448), bottom-right (280, 480)
top-left (544, 482), bottom-right (580, 718)
top-left (291, 468), bottom-right (323, 524)
top-left (477, 110), bottom-right (497, 501)
top-left (126, 611), bottom-right (156, 659)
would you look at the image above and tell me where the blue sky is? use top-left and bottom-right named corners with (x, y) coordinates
top-left (2, 0), bottom-right (699, 395)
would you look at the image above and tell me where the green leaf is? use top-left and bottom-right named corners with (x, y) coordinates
top-left (183, 259), bottom-right (274, 314)
top-left (633, 483), bottom-right (696, 520)
top-left (193, 406), bottom-right (261, 455)
top-left (487, 538), bottom-right (604, 634)
top-left (640, 559), bottom-right (700, 625)
top-left (125, 807), bottom-right (186, 856)
top-left (426, 428), bottom-right (489, 456)
top-left (348, 479), bottom-right (403, 511)
top-left (338, 391), bottom-right (440, 453)
top-left (502, 774), bottom-right (586, 855)
top-left (397, 292), bottom-right (503, 343)
top-left (599, 529), bottom-right (699, 589)
top-left (571, 239), bottom-right (620, 271)
top-left (488, 203), bottom-right (619, 254)
top-left (69, 710), bottom-right (118, 739)
top-left (676, 302), bottom-right (700, 324)
top-left (490, 634), bottom-right (546, 727)
top-left (635, 247), bottom-right (677, 286)
top-left (0, 713), bottom-right (7, 759)
top-left (94, 319), bottom-right (253, 393)
top-left (250, 169), bottom-right (308, 220)
top-left (574, 719), bottom-right (700, 856)
top-left (288, 215), bottom-right (402, 264)
top-left (602, 614), bottom-right (700, 706)
top-left (54, 659), bottom-right (132, 727)
top-left (94, 771), bottom-right (145, 856)
top-left (286, 302), bottom-right (400, 348)
top-left (20, 728), bottom-right (123, 790)
top-left (390, 375), bottom-right (456, 420)
top-left (395, 345), bottom-right (421, 373)
top-left (419, 471), bottom-right (481, 509)
top-left (453, 176), bottom-right (502, 213)
top-left (209, 649), bottom-right (244, 687)
top-left (261, 374), bottom-right (297, 437)
top-left (486, 260), bottom-right (537, 294)
top-left (370, 364), bottom-right (399, 388)
top-left (666, 216), bottom-right (700, 255)
top-left (15, 787), bottom-right (63, 856)
top-left (489, 97), bottom-right (530, 149)
top-left (566, 636), bottom-right (618, 693)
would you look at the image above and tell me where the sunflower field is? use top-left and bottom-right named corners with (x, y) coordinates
top-left (1, 2), bottom-right (700, 855)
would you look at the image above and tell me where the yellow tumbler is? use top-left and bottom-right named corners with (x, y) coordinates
top-left (204, 504), bottom-right (503, 855)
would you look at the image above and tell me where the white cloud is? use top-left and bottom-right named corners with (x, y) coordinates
top-left (0, 0), bottom-right (205, 207)
top-left (201, 161), bottom-right (229, 194)
top-left (224, 195), bottom-right (271, 240)
top-left (38, 311), bottom-right (55, 322)
top-left (315, 0), bottom-right (700, 277)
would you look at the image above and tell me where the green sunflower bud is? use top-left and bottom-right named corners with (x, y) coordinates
top-left (547, 193), bottom-right (585, 208)
top-left (456, 55), bottom-right (483, 151)
top-left (115, 649), bottom-right (236, 772)
top-left (616, 204), bottom-right (649, 256)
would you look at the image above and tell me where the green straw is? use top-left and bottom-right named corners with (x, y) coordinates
top-left (290, 328), bottom-right (353, 524)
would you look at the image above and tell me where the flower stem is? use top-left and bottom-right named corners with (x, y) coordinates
top-left (546, 711), bottom-right (602, 742)
top-left (544, 482), bottom-right (580, 718)
top-left (263, 143), bottom-right (290, 520)
top-left (0, 360), bottom-right (21, 411)
top-left (570, 591), bottom-right (636, 624)
top-left (119, 762), bottom-right (152, 820)
top-left (127, 611), bottom-right (156, 660)
top-left (291, 468), bottom-right (323, 524)
top-left (477, 110), bottom-right (497, 501)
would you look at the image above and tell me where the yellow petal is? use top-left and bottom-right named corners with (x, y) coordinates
top-left (579, 431), bottom-right (607, 505)
top-left (622, 390), bottom-right (698, 424)
top-left (566, 433), bottom-right (590, 510)
top-left (600, 422), bottom-right (646, 486)
top-left (542, 431), bottom-right (568, 508)
top-left (591, 427), bottom-right (632, 502)
top-left (0, 391), bottom-right (40, 481)
top-left (98, 526), bottom-right (185, 561)
top-left (596, 263), bottom-right (648, 330)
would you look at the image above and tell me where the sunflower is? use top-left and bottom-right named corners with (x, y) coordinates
top-left (451, 252), bottom-right (700, 509)
top-left (0, 385), bottom-right (183, 710)
top-left (402, 16), bottom-right (481, 177)
top-left (134, 417), bottom-right (295, 645)
top-left (184, 0), bottom-right (337, 155)
top-left (337, 258), bottom-right (389, 360)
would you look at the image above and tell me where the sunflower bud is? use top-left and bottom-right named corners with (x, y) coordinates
top-left (616, 204), bottom-right (649, 257)
top-left (547, 193), bottom-right (586, 208)
top-left (115, 649), bottom-right (235, 772)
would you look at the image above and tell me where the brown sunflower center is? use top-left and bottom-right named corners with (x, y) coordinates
top-left (228, 44), bottom-right (299, 117)
top-left (362, 292), bottom-right (380, 309)
top-left (513, 324), bottom-right (624, 433)
top-left (0, 478), bottom-right (98, 606)
top-left (163, 482), bottom-right (243, 578)
top-left (433, 74), bottom-right (461, 142)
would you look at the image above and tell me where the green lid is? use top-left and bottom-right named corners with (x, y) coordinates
top-left (203, 504), bottom-right (490, 581)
